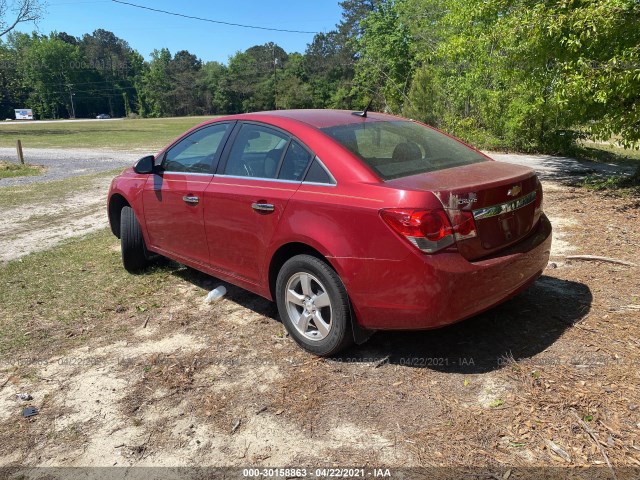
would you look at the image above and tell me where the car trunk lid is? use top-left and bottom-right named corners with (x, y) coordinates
top-left (385, 160), bottom-right (540, 260)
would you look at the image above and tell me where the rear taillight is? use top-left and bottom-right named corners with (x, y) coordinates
top-left (447, 209), bottom-right (477, 241)
top-left (380, 208), bottom-right (477, 253)
top-left (535, 178), bottom-right (543, 214)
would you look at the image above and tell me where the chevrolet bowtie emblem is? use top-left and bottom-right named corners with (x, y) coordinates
top-left (507, 185), bottom-right (522, 197)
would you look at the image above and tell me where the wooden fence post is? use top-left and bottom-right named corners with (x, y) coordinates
top-left (16, 139), bottom-right (24, 165)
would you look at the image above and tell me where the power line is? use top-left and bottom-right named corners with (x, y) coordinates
top-left (111, 0), bottom-right (318, 35)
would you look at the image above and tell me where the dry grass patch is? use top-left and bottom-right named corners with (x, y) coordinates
top-left (0, 160), bottom-right (44, 179)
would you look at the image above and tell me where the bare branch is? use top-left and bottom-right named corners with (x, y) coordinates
top-left (0, 0), bottom-right (45, 38)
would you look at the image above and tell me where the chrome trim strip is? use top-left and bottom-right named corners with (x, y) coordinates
top-left (472, 191), bottom-right (537, 220)
top-left (214, 156), bottom-right (337, 187)
top-left (301, 181), bottom-right (337, 187)
top-left (214, 174), bottom-right (302, 184)
top-left (160, 171), bottom-right (214, 177)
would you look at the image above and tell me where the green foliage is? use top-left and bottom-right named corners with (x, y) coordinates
top-left (13, 34), bottom-right (83, 119)
top-left (398, 0), bottom-right (640, 152)
top-left (353, 0), bottom-right (414, 113)
top-left (303, 31), bottom-right (356, 109)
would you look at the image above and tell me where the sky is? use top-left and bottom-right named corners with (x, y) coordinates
top-left (13, 0), bottom-right (345, 63)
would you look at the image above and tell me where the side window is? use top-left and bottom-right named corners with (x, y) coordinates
top-left (278, 141), bottom-right (312, 181)
top-left (224, 124), bottom-right (288, 178)
top-left (163, 123), bottom-right (230, 174)
top-left (304, 158), bottom-right (335, 185)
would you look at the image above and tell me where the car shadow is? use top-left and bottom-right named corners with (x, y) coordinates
top-left (162, 262), bottom-right (590, 374)
top-left (336, 275), bottom-right (592, 373)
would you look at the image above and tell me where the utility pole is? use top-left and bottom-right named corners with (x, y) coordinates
top-left (273, 46), bottom-right (279, 110)
top-left (68, 86), bottom-right (76, 119)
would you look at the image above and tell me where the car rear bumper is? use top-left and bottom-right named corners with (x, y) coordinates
top-left (339, 214), bottom-right (552, 330)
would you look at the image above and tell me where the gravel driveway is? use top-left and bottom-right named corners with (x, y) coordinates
top-left (488, 151), bottom-right (636, 182)
top-left (0, 147), bottom-right (141, 187)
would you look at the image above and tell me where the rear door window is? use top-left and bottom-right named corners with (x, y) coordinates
top-left (278, 141), bottom-right (313, 181)
top-left (223, 124), bottom-right (289, 179)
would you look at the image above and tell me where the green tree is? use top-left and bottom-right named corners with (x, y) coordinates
top-left (140, 48), bottom-right (172, 117)
top-left (78, 29), bottom-right (141, 117)
top-left (226, 43), bottom-right (288, 112)
top-left (0, 39), bottom-right (26, 118)
top-left (396, 0), bottom-right (639, 151)
top-left (199, 61), bottom-right (230, 114)
top-left (352, 0), bottom-right (414, 113)
top-left (15, 34), bottom-right (83, 118)
top-left (277, 53), bottom-right (313, 109)
top-left (167, 50), bottom-right (204, 116)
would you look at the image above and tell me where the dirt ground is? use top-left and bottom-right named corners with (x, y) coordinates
top-left (0, 154), bottom-right (639, 477)
top-left (0, 176), bottom-right (113, 263)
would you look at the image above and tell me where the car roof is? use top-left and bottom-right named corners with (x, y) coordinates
top-left (227, 109), bottom-right (401, 129)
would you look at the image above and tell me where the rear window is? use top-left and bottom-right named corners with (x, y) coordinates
top-left (321, 120), bottom-right (488, 180)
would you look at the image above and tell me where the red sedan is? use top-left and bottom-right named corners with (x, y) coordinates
top-left (107, 109), bottom-right (552, 355)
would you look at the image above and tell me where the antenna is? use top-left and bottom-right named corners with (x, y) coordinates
top-left (352, 99), bottom-right (374, 118)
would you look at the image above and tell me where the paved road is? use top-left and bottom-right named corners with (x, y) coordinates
top-left (0, 147), bottom-right (633, 188)
top-left (0, 147), bottom-right (141, 187)
top-left (2, 118), bottom-right (123, 125)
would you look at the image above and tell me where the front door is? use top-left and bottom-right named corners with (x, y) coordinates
top-left (142, 122), bottom-right (232, 265)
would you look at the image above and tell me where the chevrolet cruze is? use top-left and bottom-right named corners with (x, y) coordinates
top-left (107, 109), bottom-right (552, 355)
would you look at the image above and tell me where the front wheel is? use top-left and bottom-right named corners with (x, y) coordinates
top-left (120, 206), bottom-right (149, 272)
top-left (276, 255), bottom-right (353, 356)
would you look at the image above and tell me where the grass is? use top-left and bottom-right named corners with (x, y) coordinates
top-left (0, 116), bottom-right (213, 150)
top-left (573, 140), bottom-right (640, 168)
top-left (0, 160), bottom-right (44, 179)
top-left (570, 141), bottom-right (640, 196)
top-left (581, 173), bottom-right (640, 196)
top-left (0, 168), bottom-right (121, 209)
top-left (0, 229), bottom-right (185, 358)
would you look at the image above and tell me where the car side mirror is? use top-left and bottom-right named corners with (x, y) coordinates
top-left (133, 155), bottom-right (155, 174)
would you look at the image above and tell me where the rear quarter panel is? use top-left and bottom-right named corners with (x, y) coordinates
top-left (264, 181), bottom-right (442, 305)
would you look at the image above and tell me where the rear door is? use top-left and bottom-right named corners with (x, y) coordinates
top-left (203, 122), bottom-right (314, 286)
top-left (142, 122), bottom-right (233, 265)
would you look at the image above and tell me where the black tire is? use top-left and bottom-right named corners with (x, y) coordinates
top-left (276, 254), bottom-right (353, 356)
top-left (120, 205), bottom-right (149, 272)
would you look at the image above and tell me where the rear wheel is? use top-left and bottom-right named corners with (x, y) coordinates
top-left (276, 255), bottom-right (353, 356)
top-left (120, 206), bottom-right (149, 272)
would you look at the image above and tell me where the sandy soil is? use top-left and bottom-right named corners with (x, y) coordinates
top-left (0, 176), bottom-right (112, 262)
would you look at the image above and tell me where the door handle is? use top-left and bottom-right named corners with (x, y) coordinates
top-left (251, 202), bottom-right (275, 213)
top-left (183, 195), bottom-right (199, 205)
